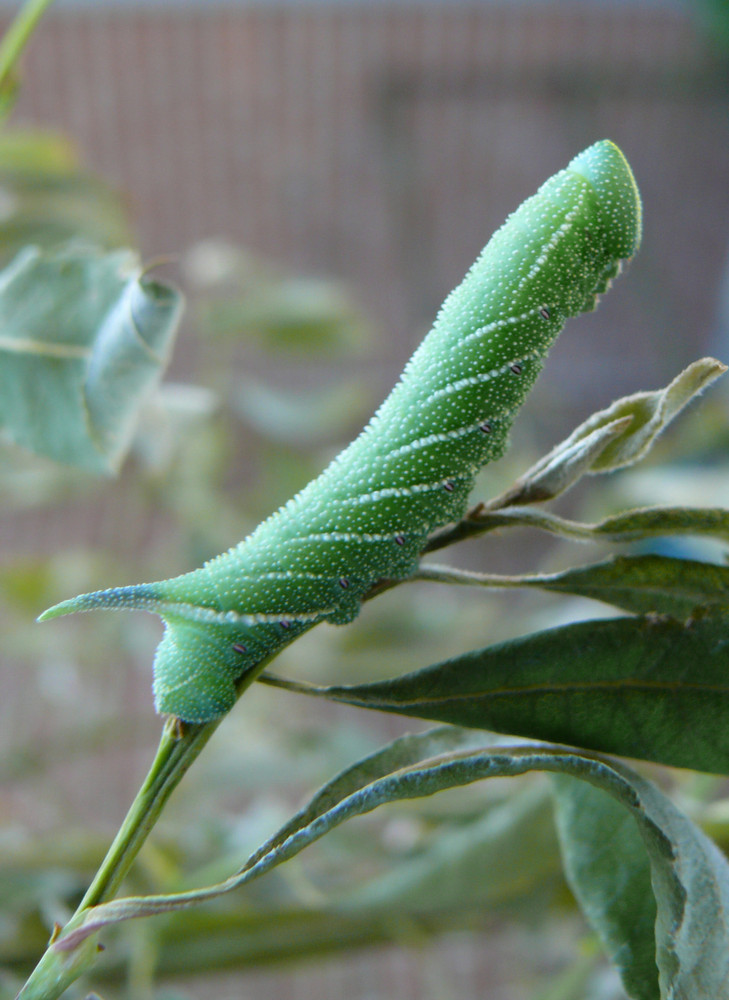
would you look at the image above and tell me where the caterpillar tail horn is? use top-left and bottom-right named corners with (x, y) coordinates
top-left (38, 582), bottom-right (247, 722)
top-left (37, 584), bottom-right (165, 621)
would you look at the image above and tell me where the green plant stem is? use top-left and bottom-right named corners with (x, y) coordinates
top-left (76, 719), bottom-right (219, 909)
top-left (17, 652), bottom-right (288, 999)
top-left (17, 717), bottom-right (220, 1000)
top-left (0, 0), bottom-right (55, 98)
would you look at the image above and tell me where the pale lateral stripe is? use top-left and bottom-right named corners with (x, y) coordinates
top-left (291, 531), bottom-right (403, 544)
top-left (385, 419), bottom-right (487, 460)
top-left (460, 307), bottom-right (543, 348)
top-left (427, 350), bottom-right (542, 404)
top-left (334, 478), bottom-right (458, 506)
top-left (156, 601), bottom-right (336, 627)
top-left (206, 568), bottom-right (335, 583)
top-left (514, 196), bottom-right (584, 295)
top-left (156, 674), bottom-right (197, 696)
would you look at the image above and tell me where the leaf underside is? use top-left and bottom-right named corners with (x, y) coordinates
top-left (0, 245), bottom-right (182, 473)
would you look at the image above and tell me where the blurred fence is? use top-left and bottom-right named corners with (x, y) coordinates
top-left (7, 2), bottom-right (729, 384)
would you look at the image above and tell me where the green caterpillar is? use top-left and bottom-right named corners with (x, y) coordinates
top-left (40, 140), bottom-right (642, 723)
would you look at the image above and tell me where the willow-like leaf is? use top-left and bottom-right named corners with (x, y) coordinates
top-left (262, 609), bottom-right (729, 774)
top-left (47, 733), bottom-right (729, 1000)
top-left (425, 504), bottom-right (729, 554)
top-left (417, 553), bottom-right (729, 617)
top-left (484, 358), bottom-right (725, 510)
top-left (489, 415), bottom-right (633, 508)
top-left (551, 774), bottom-right (659, 1000)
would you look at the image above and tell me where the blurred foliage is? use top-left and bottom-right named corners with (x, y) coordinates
top-left (0, 131), bottom-right (133, 266)
top-left (0, 244), bottom-right (182, 473)
top-left (184, 239), bottom-right (373, 358)
top-left (688, 0), bottom-right (729, 52)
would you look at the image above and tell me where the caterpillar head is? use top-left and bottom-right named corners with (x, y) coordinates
top-left (569, 140), bottom-right (642, 262)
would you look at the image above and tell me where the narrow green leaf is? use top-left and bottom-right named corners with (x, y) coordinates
top-left (50, 733), bottom-right (729, 1000)
top-left (589, 506), bottom-right (729, 544)
top-left (491, 415), bottom-right (633, 507)
top-left (418, 553), bottom-right (729, 617)
top-left (552, 764), bottom-right (729, 999)
top-left (0, 245), bottom-right (182, 473)
top-left (551, 775), bottom-right (659, 1000)
top-left (51, 728), bottom-right (493, 945)
top-left (528, 554), bottom-right (729, 616)
top-left (535, 358), bottom-right (726, 479)
top-left (261, 608), bottom-right (729, 774)
top-left (427, 504), bottom-right (729, 554)
top-left (476, 358), bottom-right (726, 512)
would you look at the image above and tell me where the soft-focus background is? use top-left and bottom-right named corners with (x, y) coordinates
top-left (2, 2), bottom-right (729, 998)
